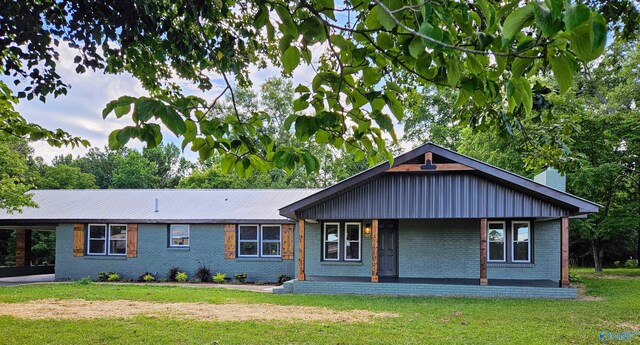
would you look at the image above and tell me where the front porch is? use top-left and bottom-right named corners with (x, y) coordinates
top-left (279, 278), bottom-right (578, 299)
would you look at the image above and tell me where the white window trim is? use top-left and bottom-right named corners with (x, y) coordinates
top-left (487, 221), bottom-right (506, 263)
top-left (343, 222), bottom-right (362, 261)
top-left (511, 221), bottom-right (531, 263)
top-left (107, 224), bottom-right (128, 256)
top-left (238, 224), bottom-right (260, 258)
top-left (260, 225), bottom-right (282, 258)
top-left (169, 224), bottom-right (190, 248)
top-left (323, 222), bottom-right (340, 261)
top-left (87, 223), bottom-right (107, 255)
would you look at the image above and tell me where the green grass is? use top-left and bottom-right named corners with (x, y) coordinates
top-left (1, 270), bottom-right (640, 344)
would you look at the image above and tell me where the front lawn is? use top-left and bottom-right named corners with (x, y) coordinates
top-left (0, 269), bottom-right (639, 344)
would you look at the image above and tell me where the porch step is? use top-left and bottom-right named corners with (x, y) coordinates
top-left (272, 279), bottom-right (294, 294)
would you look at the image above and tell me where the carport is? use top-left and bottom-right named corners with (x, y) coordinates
top-left (0, 224), bottom-right (56, 278)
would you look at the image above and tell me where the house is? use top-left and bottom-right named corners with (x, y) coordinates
top-left (0, 143), bottom-right (599, 298)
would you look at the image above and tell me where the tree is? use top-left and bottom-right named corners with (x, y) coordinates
top-left (33, 165), bottom-right (98, 189)
top-left (0, 134), bottom-right (36, 213)
top-left (142, 143), bottom-right (193, 188)
top-left (111, 151), bottom-right (161, 189)
top-left (1, 0), bottom-right (610, 179)
top-left (72, 147), bottom-right (122, 189)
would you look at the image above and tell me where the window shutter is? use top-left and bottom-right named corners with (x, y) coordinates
top-left (127, 224), bottom-right (138, 258)
top-left (73, 224), bottom-right (84, 257)
top-left (224, 224), bottom-right (236, 259)
top-left (282, 224), bottom-right (294, 260)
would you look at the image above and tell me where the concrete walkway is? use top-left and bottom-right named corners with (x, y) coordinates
top-left (0, 274), bottom-right (55, 287)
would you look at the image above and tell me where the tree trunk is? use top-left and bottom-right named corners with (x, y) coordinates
top-left (592, 240), bottom-right (603, 272)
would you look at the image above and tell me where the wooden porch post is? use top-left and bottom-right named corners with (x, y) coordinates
top-left (561, 217), bottom-right (570, 288)
top-left (297, 219), bottom-right (306, 281)
top-left (480, 219), bottom-right (488, 286)
top-left (371, 219), bottom-right (379, 283)
top-left (15, 229), bottom-right (31, 268)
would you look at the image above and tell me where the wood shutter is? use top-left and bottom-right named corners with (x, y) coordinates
top-left (73, 224), bottom-right (84, 257)
top-left (224, 224), bottom-right (236, 259)
top-left (127, 224), bottom-right (138, 258)
top-left (282, 224), bottom-right (294, 260)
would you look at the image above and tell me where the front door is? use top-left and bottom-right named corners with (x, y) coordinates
top-left (377, 220), bottom-right (398, 277)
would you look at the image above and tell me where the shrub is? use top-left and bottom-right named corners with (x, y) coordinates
top-left (98, 272), bottom-right (116, 282)
top-left (107, 273), bottom-right (121, 282)
top-left (175, 272), bottom-right (188, 283)
top-left (194, 261), bottom-right (212, 282)
top-left (190, 278), bottom-right (202, 283)
top-left (75, 277), bottom-right (93, 285)
top-left (624, 259), bottom-right (638, 268)
top-left (277, 274), bottom-right (292, 285)
top-left (213, 272), bottom-right (226, 284)
top-left (168, 266), bottom-right (181, 282)
top-left (569, 274), bottom-right (583, 283)
top-left (138, 272), bottom-right (156, 282)
top-left (234, 273), bottom-right (248, 283)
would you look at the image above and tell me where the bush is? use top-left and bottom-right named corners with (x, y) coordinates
top-left (234, 273), bottom-right (248, 283)
top-left (194, 261), bottom-right (212, 282)
top-left (168, 266), bottom-right (181, 282)
top-left (75, 277), bottom-right (93, 285)
top-left (107, 273), bottom-right (121, 282)
top-left (98, 272), bottom-right (116, 282)
top-left (213, 272), bottom-right (226, 284)
top-left (569, 274), bottom-right (583, 283)
top-left (138, 272), bottom-right (156, 282)
top-left (277, 274), bottom-right (292, 285)
top-left (190, 278), bottom-right (202, 283)
top-left (175, 272), bottom-right (188, 282)
top-left (624, 259), bottom-right (638, 268)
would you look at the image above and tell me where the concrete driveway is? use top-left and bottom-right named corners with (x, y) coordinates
top-left (0, 274), bottom-right (55, 286)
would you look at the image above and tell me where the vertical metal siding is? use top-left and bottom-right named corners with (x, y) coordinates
top-left (298, 173), bottom-right (570, 219)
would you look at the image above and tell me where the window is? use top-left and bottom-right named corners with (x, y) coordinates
top-left (238, 225), bottom-right (259, 257)
top-left (344, 223), bottom-right (361, 261)
top-left (108, 224), bottom-right (127, 255)
top-left (323, 223), bottom-right (340, 261)
top-left (170, 225), bottom-right (190, 247)
top-left (261, 225), bottom-right (281, 257)
top-left (487, 222), bottom-right (506, 262)
top-left (88, 224), bottom-right (107, 255)
top-left (512, 221), bottom-right (531, 262)
top-left (87, 224), bottom-right (127, 256)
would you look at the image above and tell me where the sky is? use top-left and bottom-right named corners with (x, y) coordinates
top-left (14, 44), bottom-right (350, 162)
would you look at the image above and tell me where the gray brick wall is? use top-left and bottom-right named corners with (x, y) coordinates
top-left (55, 223), bottom-right (295, 282)
top-left (399, 219), bottom-right (480, 279)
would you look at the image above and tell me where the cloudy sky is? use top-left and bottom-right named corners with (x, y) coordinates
top-left (14, 42), bottom-right (406, 162)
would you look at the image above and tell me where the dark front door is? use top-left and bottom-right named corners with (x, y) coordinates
top-left (377, 220), bottom-right (398, 277)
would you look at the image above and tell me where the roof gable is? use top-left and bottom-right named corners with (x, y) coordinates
top-left (279, 143), bottom-right (600, 218)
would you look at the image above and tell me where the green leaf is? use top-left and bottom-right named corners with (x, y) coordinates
top-left (445, 58), bottom-right (461, 87)
top-left (511, 57), bottom-right (530, 77)
top-left (368, 5), bottom-right (396, 31)
top-left (160, 107), bottom-right (187, 135)
top-left (282, 46), bottom-right (300, 73)
top-left (362, 67), bottom-right (381, 85)
top-left (564, 4), bottom-right (591, 32)
top-left (534, 2), bottom-right (564, 36)
top-left (376, 32), bottom-right (394, 50)
top-left (549, 54), bottom-right (576, 93)
top-left (284, 115), bottom-right (298, 130)
top-left (254, 6), bottom-right (269, 29)
top-left (316, 0), bottom-right (336, 20)
top-left (570, 12), bottom-right (607, 62)
top-left (502, 4), bottom-right (535, 44)
top-left (183, 119), bottom-right (197, 142)
top-left (418, 21), bottom-right (444, 49)
top-left (114, 104), bottom-right (130, 118)
top-left (409, 37), bottom-right (425, 59)
top-left (293, 97), bottom-right (308, 112)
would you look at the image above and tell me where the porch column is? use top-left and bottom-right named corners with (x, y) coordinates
top-left (561, 217), bottom-right (570, 288)
top-left (479, 219), bottom-right (488, 286)
top-left (371, 219), bottom-right (379, 283)
top-left (297, 219), bottom-right (305, 281)
top-left (15, 229), bottom-right (31, 268)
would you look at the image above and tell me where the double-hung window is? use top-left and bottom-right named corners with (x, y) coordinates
top-left (88, 224), bottom-right (107, 255)
top-left (238, 224), bottom-right (281, 258)
top-left (487, 222), bottom-right (506, 262)
top-left (87, 224), bottom-right (127, 256)
top-left (170, 224), bottom-right (190, 247)
top-left (512, 221), bottom-right (531, 262)
top-left (323, 223), bottom-right (340, 261)
top-left (344, 223), bottom-right (361, 261)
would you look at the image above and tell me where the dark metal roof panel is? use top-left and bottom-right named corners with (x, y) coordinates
top-left (297, 173), bottom-right (570, 219)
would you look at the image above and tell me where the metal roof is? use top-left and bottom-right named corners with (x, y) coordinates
top-left (0, 189), bottom-right (321, 224)
top-left (280, 142), bottom-right (600, 219)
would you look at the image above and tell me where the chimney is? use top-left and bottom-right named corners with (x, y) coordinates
top-left (534, 167), bottom-right (566, 192)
